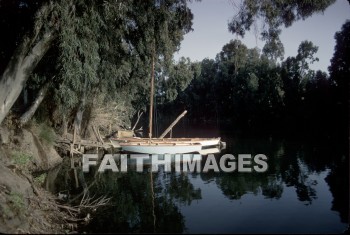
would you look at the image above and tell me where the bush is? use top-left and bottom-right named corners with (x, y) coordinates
top-left (39, 123), bottom-right (56, 145)
top-left (34, 173), bottom-right (47, 185)
top-left (8, 192), bottom-right (25, 213)
top-left (12, 151), bottom-right (32, 167)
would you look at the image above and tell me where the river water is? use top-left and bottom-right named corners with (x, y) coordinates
top-left (48, 135), bottom-right (348, 233)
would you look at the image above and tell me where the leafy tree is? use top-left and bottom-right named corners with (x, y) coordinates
top-left (162, 36), bottom-right (339, 137)
top-left (0, 0), bottom-right (58, 124)
top-left (262, 28), bottom-right (284, 61)
top-left (177, 58), bottom-right (218, 122)
top-left (328, 20), bottom-right (350, 138)
top-left (0, 0), bottom-right (194, 129)
top-left (296, 41), bottom-right (319, 76)
top-left (329, 20), bottom-right (350, 102)
top-left (217, 39), bottom-right (249, 74)
top-left (228, 0), bottom-right (337, 59)
top-left (281, 41), bottom-right (319, 109)
top-left (158, 57), bottom-right (200, 103)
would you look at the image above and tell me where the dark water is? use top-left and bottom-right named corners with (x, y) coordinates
top-left (49, 136), bottom-right (349, 233)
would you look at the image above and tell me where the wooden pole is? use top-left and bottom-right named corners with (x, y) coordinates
top-left (132, 111), bottom-right (143, 131)
top-left (159, 110), bottom-right (187, 138)
top-left (149, 47), bottom-right (155, 139)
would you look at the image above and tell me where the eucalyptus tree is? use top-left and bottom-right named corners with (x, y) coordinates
top-left (0, 0), bottom-right (58, 124)
top-left (328, 20), bottom-right (350, 138)
top-left (281, 41), bottom-right (319, 107)
top-left (158, 57), bottom-right (200, 103)
top-left (329, 20), bottom-right (350, 102)
top-left (228, 0), bottom-right (337, 60)
top-left (0, 0), bottom-right (194, 130)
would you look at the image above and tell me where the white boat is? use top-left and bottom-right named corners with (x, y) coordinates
top-left (111, 52), bottom-right (224, 155)
top-left (112, 137), bottom-right (221, 148)
top-left (198, 147), bottom-right (221, 155)
top-left (119, 142), bottom-right (202, 154)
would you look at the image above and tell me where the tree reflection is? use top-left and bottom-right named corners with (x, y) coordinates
top-left (159, 172), bottom-right (202, 206)
top-left (208, 137), bottom-right (347, 222)
top-left (262, 176), bottom-right (283, 199)
top-left (47, 137), bottom-right (348, 232)
top-left (78, 166), bottom-right (202, 233)
top-left (204, 138), bottom-right (322, 204)
top-left (280, 151), bottom-right (318, 204)
top-left (325, 153), bottom-right (348, 223)
top-left (198, 138), bottom-right (286, 201)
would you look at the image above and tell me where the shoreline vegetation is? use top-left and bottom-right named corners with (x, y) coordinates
top-left (0, 0), bottom-right (348, 233)
top-left (0, 122), bottom-right (113, 233)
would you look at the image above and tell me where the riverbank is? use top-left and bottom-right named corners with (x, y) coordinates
top-left (0, 123), bottom-right (75, 233)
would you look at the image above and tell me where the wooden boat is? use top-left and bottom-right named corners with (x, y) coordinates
top-left (118, 142), bottom-right (202, 154)
top-left (110, 138), bottom-right (222, 154)
top-left (112, 51), bottom-right (224, 155)
top-left (112, 137), bottom-right (221, 148)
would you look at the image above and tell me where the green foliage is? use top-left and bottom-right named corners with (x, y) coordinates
top-left (327, 20), bottom-right (350, 138)
top-left (38, 123), bottom-right (56, 145)
top-left (162, 37), bottom-right (343, 137)
top-left (228, 0), bottom-right (336, 59)
top-left (3, 0), bottom-right (344, 139)
top-left (34, 173), bottom-right (47, 185)
top-left (2, 205), bottom-right (12, 219)
top-left (12, 152), bottom-right (33, 167)
top-left (329, 20), bottom-right (350, 98)
top-left (8, 192), bottom-right (25, 213)
top-left (229, 0), bottom-right (336, 35)
top-left (159, 57), bottom-right (199, 102)
top-left (262, 31), bottom-right (285, 61)
top-left (48, 0), bottom-right (194, 127)
top-left (5, 0), bottom-right (194, 129)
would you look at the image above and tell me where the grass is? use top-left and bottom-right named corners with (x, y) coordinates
top-left (8, 192), bottom-right (25, 213)
top-left (2, 206), bottom-right (12, 218)
top-left (34, 173), bottom-right (47, 185)
top-left (38, 123), bottom-right (56, 145)
top-left (12, 151), bottom-right (32, 167)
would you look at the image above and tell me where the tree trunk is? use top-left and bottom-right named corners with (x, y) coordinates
top-left (0, 30), bottom-right (56, 125)
top-left (74, 102), bottom-right (85, 137)
top-left (19, 83), bottom-right (50, 126)
top-left (62, 114), bottom-right (68, 137)
top-left (73, 77), bottom-right (88, 137)
top-left (23, 84), bottom-right (28, 107)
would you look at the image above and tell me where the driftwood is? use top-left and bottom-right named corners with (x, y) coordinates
top-left (56, 137), bottom-right (118, 149)
top-left (91, 125), bottom-right (104, 144)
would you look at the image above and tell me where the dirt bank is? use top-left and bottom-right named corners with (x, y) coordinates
top-left (0, 124), bottom-right (73, 233)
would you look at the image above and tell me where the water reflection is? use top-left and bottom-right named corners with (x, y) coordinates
top-left (47, 137), bottom-right (348, 233)
top-left (76, 168), bottom-right (202, 233)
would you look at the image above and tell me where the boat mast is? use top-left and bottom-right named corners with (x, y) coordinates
top-left (148, 44), bottom-right (155, 139)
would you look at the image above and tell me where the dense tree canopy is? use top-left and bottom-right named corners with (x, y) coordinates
top-left (161, 36), bottom-right (345, 138)
top-left (0, 0), bottom-right (195, 133)
top-left (329, 20), bottom-right (350, 101)
top-left (0, 0), bottom-right (348, 140)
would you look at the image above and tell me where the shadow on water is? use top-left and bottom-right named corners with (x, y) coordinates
top-left (46, 134), bottom-right (348, 233)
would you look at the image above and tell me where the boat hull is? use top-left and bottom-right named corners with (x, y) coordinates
top-left (113, 137), bottom-right (221, 147)
top-left (120, 143), bottom-right (202, 154)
